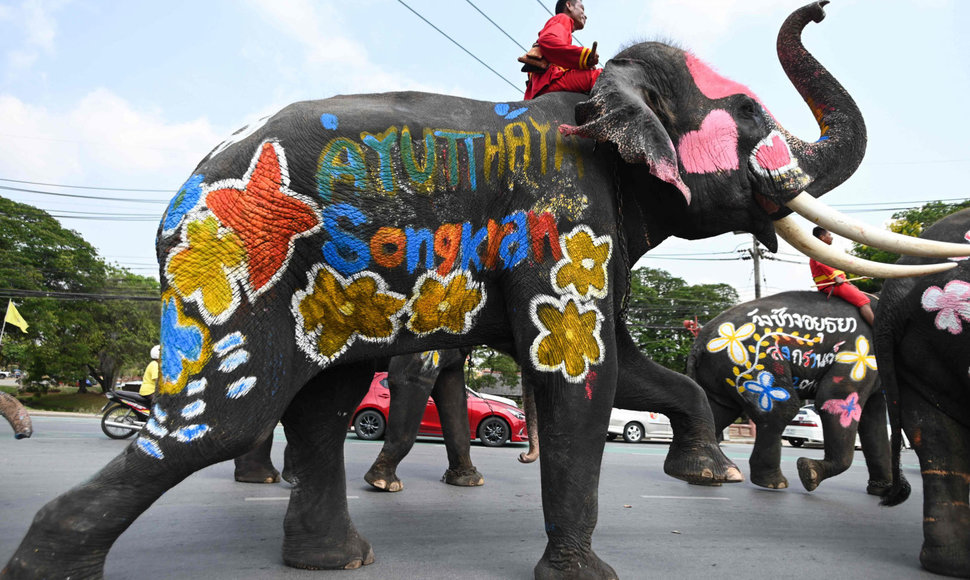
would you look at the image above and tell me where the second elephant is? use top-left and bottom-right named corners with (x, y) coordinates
top-left (688, 290), bottom-right (892, 493)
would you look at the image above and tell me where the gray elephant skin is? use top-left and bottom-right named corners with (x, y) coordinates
top-left (3, 3), bottom-right (872, 578)
top-left (0, 392), bottom-right (31, 440)
top-left (688, 290), bottom-right (892, 493)
top-left (877, 208), bottom-right (970, 578)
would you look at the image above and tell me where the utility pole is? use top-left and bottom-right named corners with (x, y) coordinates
top-left (751, 235), bottom-right (762, 298)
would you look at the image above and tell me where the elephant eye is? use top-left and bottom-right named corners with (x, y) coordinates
top-left (737, 99), bottom-right (760, 120)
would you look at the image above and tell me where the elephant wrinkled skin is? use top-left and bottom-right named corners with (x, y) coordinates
top-left (4, 3), bottom-right (880, 578)
top-left (877, 208), bottom-right (970, 578)
top-left (688, 291), bottom-right (892, 493)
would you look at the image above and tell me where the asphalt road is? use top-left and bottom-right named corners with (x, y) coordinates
top-left (0, 415), bottom-right (935, 579)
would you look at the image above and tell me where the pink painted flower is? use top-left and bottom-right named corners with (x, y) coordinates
top-left (820, 392), bottom-right (862, 428)
top-left (921, 280), bottom-right (970, 335)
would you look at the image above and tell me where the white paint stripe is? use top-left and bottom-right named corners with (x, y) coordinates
top-left (245, 496), bottom-right (359, 501)
top-left (640, 495), bottom-right (730, 501)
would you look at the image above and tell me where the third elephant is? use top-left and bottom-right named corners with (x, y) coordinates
top-left (688, 290), bottom-right (892, 493)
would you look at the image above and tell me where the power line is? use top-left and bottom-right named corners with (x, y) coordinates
top-left (0, 177), bottom-right (171, 193)
top-left (0, 288), bottom-right (160, 302)
top-left (463, 0), bottom-right (528, 51)
top-left (396, 0), bottom-right (522, 95)
top-left (0, 185), bottom-right (169, 204)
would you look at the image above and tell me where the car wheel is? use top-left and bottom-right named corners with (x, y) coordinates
top-left (353, 409), bottom-right (386, 440)
top-left (606, 433), bottom-right (618, 441)
top-left (477, 416), bottom-right (510, 447)
top-left (788, 438), bottom-right (805, 448)
top-left (622, 422), bottom-right (643, 443)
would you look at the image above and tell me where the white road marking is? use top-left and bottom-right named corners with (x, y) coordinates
top-left (640, 495), bottom-right (729, 501)
top-left (245, 496), bottom-right (359, 501)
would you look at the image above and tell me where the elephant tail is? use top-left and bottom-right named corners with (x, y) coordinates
top-left (874, 309), bottom-right (911, 507)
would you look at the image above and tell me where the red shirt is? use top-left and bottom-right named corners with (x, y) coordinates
top-left (524, 14), bottom-right (596, 100)
top-left (809, 259), bottom-right (845, 287)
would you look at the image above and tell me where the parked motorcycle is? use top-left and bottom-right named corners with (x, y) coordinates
top-left (100, 389), bottom-right (150, 439)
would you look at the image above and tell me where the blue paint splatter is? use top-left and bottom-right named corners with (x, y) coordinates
top-left (146, 418), bottom-right (169, 437)
top-left (494, 103), bottom-right (528, 120)
top-left (214, 332), bottom-right (246, 355)
top-left (219, 349), bottom-right (249, 373)
top-left (320, 113), bottom-right (339, 130)
top-left (173, 424), bottom-right (210, 443)
top-left (137, 437), bottom-right (164, 459)
top-left (186, 378), bottom-right (207, 397)
top-left (227, 376), bottom-right (257, 399)
top-left (160, 297), bottom-right (205, 385)
top-left (163, 174), bottom-right (204, 234)
top-left (180, 400), bottom-right (206, 419)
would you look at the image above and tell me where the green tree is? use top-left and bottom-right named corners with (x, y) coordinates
top-left (624, 267), bottom-right (739, 372)
top-left (850, 200), bottom-right (970, 292)
top-left (466, 347), bottom-right (520, 394)
top-left (0, 197), bottom-right (160, 391)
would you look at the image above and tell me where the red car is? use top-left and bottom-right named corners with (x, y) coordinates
top-left (351, 372), bottom-right (528, 447)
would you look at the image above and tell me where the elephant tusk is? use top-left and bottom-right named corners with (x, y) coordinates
top-left (773, 215), bottom-right (959, 278)
top-left (785, 192), bottom-right (970, 258)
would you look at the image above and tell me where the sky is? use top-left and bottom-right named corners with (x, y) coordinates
top-left (0, 0), bottom-right (967, 302)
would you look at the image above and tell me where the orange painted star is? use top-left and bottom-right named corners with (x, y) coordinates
top-left (207, 140), bottom-right (321, 294)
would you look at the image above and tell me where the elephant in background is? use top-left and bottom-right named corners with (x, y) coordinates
top-left (0, 392), bottom-right (31, 439)
top-left (877, 208), bottom-right (970, 577)
top-left (12, 4), bottom-right (956, 578)
top-left (688, 291), bottom-right (892, 494)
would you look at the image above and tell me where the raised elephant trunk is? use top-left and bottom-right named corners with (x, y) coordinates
top-left (0, 391), bottom-right (32, 439)
top-left (777, 1), bottom-right (866, 199)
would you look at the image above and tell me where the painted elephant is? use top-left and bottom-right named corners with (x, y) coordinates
top-left (8, 3), bottom-right (964, 578)
top-left (233, 349), bottom-right (487, 490)
top-left (688, 291), bottom-right (893, 493)
top-left (0, 392), bottom-right (31, 440)
top-left (877, 208), bottom-right (970, 577)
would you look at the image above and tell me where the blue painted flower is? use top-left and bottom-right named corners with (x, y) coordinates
top-left (742, 371), bottom-right (790, 412)
top-left (162, 174), bottom-right (204, 235)
top-left (160, 296), bottom-right (205, 389)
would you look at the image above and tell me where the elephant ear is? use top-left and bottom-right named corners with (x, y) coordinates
top-left (560, 58), bottom-right (691, 203)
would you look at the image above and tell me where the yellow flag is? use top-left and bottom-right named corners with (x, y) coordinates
top-left (4, 300), bottom-right (28, 333)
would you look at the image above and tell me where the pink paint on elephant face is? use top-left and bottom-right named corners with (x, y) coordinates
top-left (685, 53), bottom-right (764, 107)
top-left (754, 132), bottom-right (794, 172)
top-left (677, 109), bottom-right (739, 174)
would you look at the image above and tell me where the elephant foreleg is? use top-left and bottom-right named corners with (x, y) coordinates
top-left (233, 429), bottom-right (281, 484)
top-left (748, 397), bottom-right (801, 489)
top-left (363, 354), bottom-right (437, 492)
top-left (856, 389), bottom-right (893, 496)
top-left (614, 323), bottom-right (742, 485)
top-left (902, 385), bottom-right (970, 577)
top-left (430, 362), bottom-right (484, 486)
top-left (281, 363), bottom-right (375, 570)
top-left (0, 391), bottom-right (31, 439)
top-left (797, 389), bottom-right (864, 492)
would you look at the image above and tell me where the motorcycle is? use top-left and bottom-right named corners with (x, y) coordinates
top-left (100, 387), bottom-right (150, 439)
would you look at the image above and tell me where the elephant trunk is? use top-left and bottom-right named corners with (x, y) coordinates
top-left (777, 1), bottom-right (866, 199)
top-left (0, 391), bottom-right (32, 439)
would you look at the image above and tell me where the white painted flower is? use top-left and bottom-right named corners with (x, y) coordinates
top-left (706, 322), bottom-right (756, 366)
top-left (834, 335), bottom-right (877, 382)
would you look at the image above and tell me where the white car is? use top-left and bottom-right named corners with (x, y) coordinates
top-left (782, 404), bottom-right (909, 448)
top-left (466, 388), bottom-right (518, 408)
top-left (607, 408), bottom-right (673, 443)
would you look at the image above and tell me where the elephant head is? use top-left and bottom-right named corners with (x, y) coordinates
top-left (563, 1), bottom-right (969, 275)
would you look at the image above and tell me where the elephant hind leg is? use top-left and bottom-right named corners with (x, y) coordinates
top-left (281, 363), bottom-right (376, 570)
top-left (233, 430), bottom-right (281, 484)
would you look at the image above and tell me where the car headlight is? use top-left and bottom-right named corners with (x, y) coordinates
top-left (510, 410), bottom-right (525, 420)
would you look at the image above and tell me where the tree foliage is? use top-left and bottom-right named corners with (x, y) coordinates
top-left (0, 197), bottom-right (160, 391)
top-left (466, 347), bottom-right (520, 394)
top-left (850, 200), bottom-right (970, 292)
top-left (625, 267), bottom-right (739, 372)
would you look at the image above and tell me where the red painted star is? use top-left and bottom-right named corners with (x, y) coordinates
top-left (207, 141), bottom-right (320, 293)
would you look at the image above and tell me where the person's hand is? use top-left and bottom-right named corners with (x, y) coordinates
top-left (588, 41), bottom-right (599, 67)
top-left (835, 277), bottom-right (845, 285)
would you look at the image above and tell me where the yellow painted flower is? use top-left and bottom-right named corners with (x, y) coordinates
top-left (406, 271), bottom-right (485, 335)
top-left (530, 295), bottom-right (604, 383)
top-left (294, 265), bottom-right (406, 362)
top-left (706, 322), bottom-right (756, 366)
top-left (166, 217), bottom-right (247, 323)
top-left (835, 335), bottom-right (877, 381)
top-left (551, 226), bottom-right (612, 299)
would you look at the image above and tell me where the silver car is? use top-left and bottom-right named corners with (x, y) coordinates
top-left (607, 408), bottom-right (673, 443)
